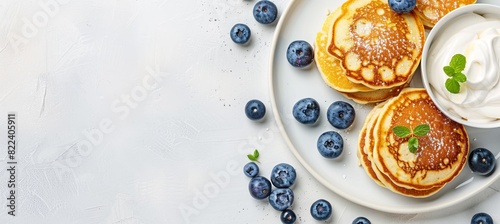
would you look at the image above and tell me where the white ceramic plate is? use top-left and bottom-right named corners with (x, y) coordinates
top-left (269, 0), bottom-right (500, 214)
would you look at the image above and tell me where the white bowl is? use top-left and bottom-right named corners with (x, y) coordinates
top-left (421, 4), bottom-right (500, 128)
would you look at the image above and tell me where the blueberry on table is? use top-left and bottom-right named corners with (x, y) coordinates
top-left (245, 99), bottom-right (266, 120)
top-left (468, 148), bottom-right (496, 176)
top-left (253, 0), bottom-right (278, 24)
top-left (388, 0), bottom-right (416, 14)
top-left (317, 131), bottom-right (344, 159)
top-left (269, 188), bottom-right (294, 211)
top-left (353, 216), bottom-right (372, 224)
top-left (248, 176), bottom-right (272, 199)
top-left (292, 98), bottom-right (320, 125)
top-left (286, 40), bottom-right (314, 68)
top-left (230, 23), bottom-right (251, 44)
top-left (280, 209), bottom-right (297, 224)
top-left (310, 199), bottom-right (332, 221)
top-left (471, 212), bottom-right (493, 224)
top-left (243, 162), bottom-right (259, 178)
top-left (327, 101), bottom-right (355, 129)
top-left (270, 163), bottom-right (296, 188)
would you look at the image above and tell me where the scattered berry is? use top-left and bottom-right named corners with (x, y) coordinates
top-left (317, 131), bottom-right (344, 159)
top-left (245, 99), bottom-right (266, 120)
top-left (327, 101), bottom-right (355, 129)
top-left (243, 162), bottom-right (259, 178)
top-left (270, 163), bottom-right (297, 188)
top-left (310, 199), bottom-right (332, 221)
top-left (280, 209), bottom-right (297, 224)
top-left (471, 212), bottom-right (493, 224)
top-left (388, 0), bottom-right (416, 14)
top-left (286, 40), bottom-right (314, 68)
top-left (353, 216), bottom-right (372, 224)
top-left (248, 176), bottom-right (272, 199)
top-left (253, 0), bottom-right (278, 24)
top-left (468, 148), bottom-right (496, 176)
top-left (269, 188), bottom-right (294, 211)
top-left (230, 23), bottom-right (251, 44)
top-left (292, 98), bottom-right (320, 125)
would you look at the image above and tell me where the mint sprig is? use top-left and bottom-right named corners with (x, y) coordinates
top-left (247, 149), bottom-right (260, 163)
top-left (392, 124), bottom-right (430, 153)
top-left (443, 54), bottom-right (467, 94)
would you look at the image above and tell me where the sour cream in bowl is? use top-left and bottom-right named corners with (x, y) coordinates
top-left (421, 4), bottom-right (500, 128)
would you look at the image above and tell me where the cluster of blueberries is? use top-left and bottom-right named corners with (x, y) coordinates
top-left (244, 161), bottom-right (372, 223)
top-left (230, 0), bottom-right (278, 45)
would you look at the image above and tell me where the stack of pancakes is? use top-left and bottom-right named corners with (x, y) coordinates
top-left (414, 0), bottom-right (476, 29)
top-left (315, 0), bottom-right (425, 104)
top-left (358, 88), bottom-right (469, 197)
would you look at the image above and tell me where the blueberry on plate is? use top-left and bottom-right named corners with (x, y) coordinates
top-left (317, 131), bottom-right (343, 159)
top-left (310, 199), bottom-right (332, 221)
top-left (468, 148), bottom-right (496, 176)
top-left (292, 98), bottom-right (320, 125)
top-left (270, 163), bottom-right (297, 188)
top-left (353, 216), bottom-right (371, 224)
top-left (327, 101), bottom-right (355, 129)
top-left (471, 212), bottom-right (493, 224)
top-left (230, 23), bottom-right (251, 44)
top-left (248, 176), bottom-right (272, 199)
top-left (269, 188), bottom-right (294, 211)
top-left (243, 162), bottom-right (259, 178)
top-left (388, 0), bottom-right (416, 14)
top-left (286, 40), bottom-right (314, 68)
top-left (280, 209), bottom-right (297, 224)
top-left (253, 0), bottom-right (278, 24)
top-left (245, 99), bottom-right (266, 120)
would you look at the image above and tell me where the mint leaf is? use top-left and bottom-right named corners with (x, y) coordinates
top-left (408, 137), bottom-right (418, 153)
top-left (253, 149), bottom-right (259, 159)
top-left (443, 66), bottom-right (455, 76)
top-left (413, 124), bottom-right (430, 136)
top-left (393, 126), bottom-right (411, 138)
top-left (445, 78), bottom-right (460, 94)
top-left (247, 149), bottom-right (260, 162)
top-left (450, 54), bottom-right (466, 72)
top-left (454, 72), bottom-right (467, 83)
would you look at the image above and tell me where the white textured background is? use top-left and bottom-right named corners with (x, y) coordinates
top-left (0, 0), bottom-right (499, 223)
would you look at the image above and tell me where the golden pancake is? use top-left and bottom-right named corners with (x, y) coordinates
top-left (315, 7), bottom-right (373, 93)
top-left (415, 0), bottom-right (476, 28)
top-left (339, 83), bottom-right (407, 104)
top-left (327, 0), bottom-right (425, 89)
top-left (360, 101), bottom-right (444, 197)
top-left (358, 102), bottom-right (386, 187)
top-left (372, 88), bottom-right (469, 191)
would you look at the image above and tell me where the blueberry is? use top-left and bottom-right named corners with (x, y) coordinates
top-left (269, 188), bottom-right (294, 211)
top-left (286, 40), bottom-right (314, 68)
top-left (230, 23), bottom-right (251, 44)
top-left (468, 148), bottom-right (496, 176)
top-left (270, 163), bottom-right (297, 188)
top-left (248, 176), bottom-right (272, 199)
top-left (310, 199), bottom-right (332, 221)
top-left (317, 131), bottom-right (344, 159)
top-left (327, 101), bottom-right (355, 129)
top-left (280, 209), bottom-right (297, 224)
top-left (253, 0), bottom-right (278, 24)
top-left (471, 212), bottom-right (493, 224)
top-left (245, 99), bottom-right (266, 120)
top-left (243, 162), bottom-right (259, 178)
top-left (353, 217), bottom-right (372, 224)
top-left (292, 98), bottom-right (320, 125)
top-left (388, 0), bottom-right (416, 14)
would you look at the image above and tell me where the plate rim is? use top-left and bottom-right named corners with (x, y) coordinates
top-left (268, 0), bottom-right (500, 214)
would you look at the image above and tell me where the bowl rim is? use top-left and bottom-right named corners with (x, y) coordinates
top-left (421, 3), bottom-right (500, 129)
